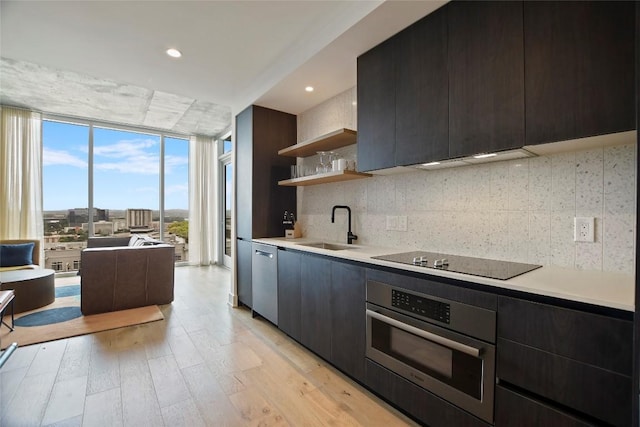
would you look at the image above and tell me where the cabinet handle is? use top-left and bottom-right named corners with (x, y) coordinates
top-left (366, 309), bottom-right (481, 358)
top-left (255, 250), bottom-right (274, 259)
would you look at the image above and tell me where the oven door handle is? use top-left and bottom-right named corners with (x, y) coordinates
top-left (366, 309), bottom-right (481, 358)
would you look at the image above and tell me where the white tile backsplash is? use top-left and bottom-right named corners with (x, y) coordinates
top-left (296, 87), bottom-right (637, 274)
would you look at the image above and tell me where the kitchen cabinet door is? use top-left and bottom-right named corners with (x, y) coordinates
top-left (497, 338), bottom-right (631, 427)
top-left (365, 360), bottom-right (488, 427)
top-left (330, 261), bottom-right (365, 382)
top-left (300, 255), bottom-right (332, 361)
top-left (448, 1), bottom-right (524, 158)
top-left (277, 249), bottom-right (301, 341)
top-left (236, 238), bottom-right (252, 307)
top-left (395, 6), bottom-right (449, 166)
top-left (524, 1), bottom-right (635, 146)
top-left (497, 297), bottom-right (632, 375)
top-left (495, 386), bottom-right (593, 427)
top-left (357, 37), bottom-right (396, 172)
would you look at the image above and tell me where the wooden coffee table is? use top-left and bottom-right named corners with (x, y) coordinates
top-left (0, 269), bottom-right (55, 313)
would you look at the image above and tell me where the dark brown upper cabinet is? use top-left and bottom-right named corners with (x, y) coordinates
top-left (524, 1), bottom-right (635, 146)
top-left (356, 1), bottom-right (635, 172)
top-left (395, 6), bottom-right (449, 166)
top-left (448, 1), bottom-right (525, 159)
top-left (357, 37), bottom-right (396, 172)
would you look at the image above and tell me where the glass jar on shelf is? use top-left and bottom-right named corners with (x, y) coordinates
top-left (316, 151), bottom-right (333, 174)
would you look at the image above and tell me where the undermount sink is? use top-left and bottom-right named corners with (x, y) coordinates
top-left (298, 242), bottom-right (355, 251)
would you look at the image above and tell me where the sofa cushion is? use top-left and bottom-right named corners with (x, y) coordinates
top-left (0, 242), bottom-right (35, 267)
top-left (129, 234), bottom-right (163, 246)
top-left (141, 236), bottom-right (163, 246)
top-left (128, 235), bottom-right (143, 246)
top-left (0, 265), bottom-right (38, 272)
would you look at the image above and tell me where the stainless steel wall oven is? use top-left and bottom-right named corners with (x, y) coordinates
top-left (366, 280), bottom-right (496, 423)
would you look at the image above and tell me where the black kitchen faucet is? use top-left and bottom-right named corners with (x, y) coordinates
top-left (331, 205), bottom-right (357, 244)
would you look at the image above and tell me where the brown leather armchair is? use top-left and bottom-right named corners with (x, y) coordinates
top-left (80, 238), bottom-right (175, 315)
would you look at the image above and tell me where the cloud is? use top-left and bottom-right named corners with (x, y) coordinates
top-left (166, 184), bottom-right (188, 195)
top-left (94, 138), bottom-right (158, 158)
top-left (94, 138), bottom-right (159, 174)
top-left (95, 157), bottom-right (159, 174)
top-left (92, 138), bottom-right (187, 175)
top-left (165, 155), bottom-right (188, 174)
top-left (43, 147), bottom-right (87, 168)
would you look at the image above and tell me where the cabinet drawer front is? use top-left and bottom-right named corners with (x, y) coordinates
top-left (497, 296), bottom-right (632, 374)
top-left (495, 385), bottom-right (594, 427)
top-left (497, 338), bottom-right (631, 427)
top-left (365, 360), bottom-right (489, 427)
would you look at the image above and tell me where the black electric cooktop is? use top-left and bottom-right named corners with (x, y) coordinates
top-left (372, 251), bottom-right (541, 280)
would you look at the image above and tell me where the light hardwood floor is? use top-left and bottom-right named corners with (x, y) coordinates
top-left (0, 266), bottom-right (418, 427)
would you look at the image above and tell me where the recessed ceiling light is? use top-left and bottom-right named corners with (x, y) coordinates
top-left (166, 48), bottom-right (182, 58)
top-left (472, 153), bottom-right (497, 159)
top-left (305, 86), bottom-right (314, 92)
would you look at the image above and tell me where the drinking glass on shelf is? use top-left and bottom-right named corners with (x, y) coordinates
top-left (317, 151), bottom-right (331, 174)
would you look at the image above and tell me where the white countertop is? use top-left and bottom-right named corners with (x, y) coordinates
top-left (253, 237), bottom-right (635, 312)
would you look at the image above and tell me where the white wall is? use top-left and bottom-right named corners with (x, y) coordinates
top-left (296, 87), bottom-right (637, 274)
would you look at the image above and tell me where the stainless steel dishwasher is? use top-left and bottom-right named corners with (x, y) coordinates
top-left (251, 243), bottom-right (278, 325)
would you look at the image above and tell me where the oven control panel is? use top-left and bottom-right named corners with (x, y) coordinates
top-left (392, 289), bottom-right (450, 324)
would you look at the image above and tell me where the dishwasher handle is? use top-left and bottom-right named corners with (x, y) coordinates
top-left (254, 250), bottom-right (274, 259)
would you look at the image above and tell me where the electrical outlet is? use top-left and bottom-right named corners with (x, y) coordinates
top-left (386, 216), bottom-right (398, 231)
top-left (574, 217), bottom-right (595, 242)
top-left (397, 216), bottom-right (408, 232)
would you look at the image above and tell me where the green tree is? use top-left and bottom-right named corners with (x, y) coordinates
top-left (167, 220), bottom-right (188, 242)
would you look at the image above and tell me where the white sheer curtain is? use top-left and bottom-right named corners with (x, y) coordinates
top-left (188, 135), bottom-right (217, 265)
top-left (0, 107), bottom-right (44, 252)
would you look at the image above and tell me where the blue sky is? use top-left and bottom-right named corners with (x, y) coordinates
top-left (43, 120), bottom-right (189, 211)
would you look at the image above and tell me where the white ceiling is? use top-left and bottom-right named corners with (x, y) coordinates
top-left (0, 1), bottom-right (445, 137)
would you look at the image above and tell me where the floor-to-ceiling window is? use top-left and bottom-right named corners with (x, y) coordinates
top-left (219, 133), bottom-right (232, 268)
top-left (42, 120), bottom-right (89, 272)
top-left (93, 126), bottom-right (160, 235)
top-left (164, 136), bottom-right (190, 262)
top-left (42, 118), bottom-right (190, 271)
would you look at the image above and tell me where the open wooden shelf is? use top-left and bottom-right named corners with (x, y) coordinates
top-left (278, 170), bottom-right (372, 187)
top-left (278, 128), bottom-right (357, 157)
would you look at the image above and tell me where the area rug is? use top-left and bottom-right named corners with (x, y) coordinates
top-left (0, 283), bottom-right (164, 349)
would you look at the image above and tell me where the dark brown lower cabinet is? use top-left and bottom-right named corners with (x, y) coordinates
top-left (277, 249), bottom-right (301, 341)
top-left (365, 360), bottom-right (489, 427)
top-left (273, 253), bottom-right (636, 425)
top-left (236, 239), bottom-right (252, 307)
top-left (300, 255), bottom-right (332, 361)
top-left (497, 338), bottom-right (631, 426)
top-left (496, 296), bottom-right (633, 426)
top-left (495, 386), bottom-right (594, 427)
top-left (330, 262), bottom-right (365, 382)
top-left (277, 250), bottom-right (367, 382)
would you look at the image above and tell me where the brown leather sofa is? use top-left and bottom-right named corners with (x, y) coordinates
top-left (80, 237), bottom-right (175, 315)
